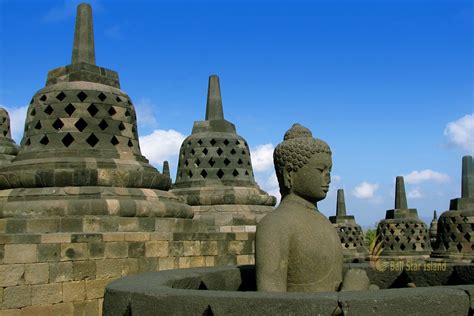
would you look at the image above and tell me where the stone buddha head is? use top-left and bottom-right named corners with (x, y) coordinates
top-left (274, 123), bottom-right (332, 204)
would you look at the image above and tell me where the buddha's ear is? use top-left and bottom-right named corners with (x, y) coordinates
top-left (283, 168), bottom-right (292, 191)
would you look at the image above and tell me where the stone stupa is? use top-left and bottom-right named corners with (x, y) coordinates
top-left (0, 108), bottom-right (19, 167)
top-left (375, 176), bottom-right (431, 259)
top-left (432, 156), bottom-right (473, 261)
top-left (329, 189), bottom-right (368, 262)
top-left (171, 75), bottom-right (276, 226)
top-left (0, 3), bottom-right (191, 218)
top-left (429, 210), bottom-right (438, 248)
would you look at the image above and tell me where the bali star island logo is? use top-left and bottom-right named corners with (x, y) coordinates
top-left (369, 235), bottom-right (448, 272)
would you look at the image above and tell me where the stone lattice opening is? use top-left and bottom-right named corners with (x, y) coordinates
top-left (52, 118), bottom-right (64, 130)
top-left (40, 135), bottom-right (49, 145)
top-left (98, 92), bottom-right (107, 101)
top-left (44, 105), bottom-right (54, 115)
top-left (77, 91), bottom-right (88, 102)
top-left (99, 119), bottom-right (109, 130)
top-left (65, 103), bottom-right (76, 116)
top-left (62, 133), bottom-right (75, 147)
top-left (75, 118), bottom-right (88, 132)
top-left (56, 92), bottom-right (66, 101)
top-left (86, 133), bottom-right (99, 147)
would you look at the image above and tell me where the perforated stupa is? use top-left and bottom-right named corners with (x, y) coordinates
top-left (375, 176), bottom-right (431, 258)
top-left (0, 108), bottom-right (19, 167)
top-left (171, 75), bottom-right (276, 225)
top-left (432, 156), bottom-right (473, 261)
top-left (329, 189), bottom-right (368, 262)
top-left (0, 3), bottom-right (191, 218)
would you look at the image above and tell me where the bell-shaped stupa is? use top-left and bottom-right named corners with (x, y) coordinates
top-left (429, 210), bottom-right (438, 248)
top-left (432, 156), bottom-right (473, 261)
top-left (0, 108), bottom-right (19, 167)
top-left (171, 75), bottom-right (276, 226)
top-left (375, 176), bottom-right (431, 258)
top-left (0, 3), bottom-right (191, 218)
top-left (329, 189), bottom-right (368, 262)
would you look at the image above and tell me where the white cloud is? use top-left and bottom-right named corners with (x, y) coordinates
top-left (332, 175), bottom-right (341, 182)
top-left (404, 169), bottom-right (449, 184)
top-left (407, 189), bottom-right (422, 199)
top-left (444, 114), bottom-right (474, 153)
top-left (250, 144), bottom-right (274, 172)
top-left (352, 181), bottom-right (379, 199)
top-left (0, 105), bottom-right (28, 143)
top-left (139, 129), bottom-right (185, 168)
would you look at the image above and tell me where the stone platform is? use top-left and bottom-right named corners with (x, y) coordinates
top-left (0, 217), bottom-right (255, 315)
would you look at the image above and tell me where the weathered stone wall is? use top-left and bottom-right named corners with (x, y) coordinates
top-left (0, 217), bottom-right (255, 315)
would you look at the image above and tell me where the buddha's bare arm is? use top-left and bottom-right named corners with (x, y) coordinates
top-left (256, 219), bottom-right (289, 292)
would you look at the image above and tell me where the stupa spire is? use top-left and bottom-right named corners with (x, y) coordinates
top-left (336, 189), bottom-right (347, 217)
top-left (394, 176), bottom-right (407, 209)
top-left (71, 3), bottom-right (95, 65)
top-left (433, 210), bottom-right (437, 220)
top-left (205, 75), bottom-right (224, 120)
top-left (461, 155), bottom-right (473, 198)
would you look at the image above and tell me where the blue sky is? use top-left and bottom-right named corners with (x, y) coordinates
top-left (0, 0), bottom-right (472, 228)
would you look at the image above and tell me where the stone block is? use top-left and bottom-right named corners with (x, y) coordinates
top-left (138, 218), bottom-right (155, 232)
top-left (83, 217), bottom-right (101, 232)
top-left (190, 256), bottom-right (206, 268)
top-left (49, 262), bottom-right (73, 282)
top-left (183, 241), bottom-right (201, 256)
top-left (104, 242), bottom-right (128, 258)
top-left (235, 233), bottom-right (250, 240)
top-left (61, 243), bottom-right (88, 261)
top-left (168, 241), bottom-right (183, 256)
top-left (71, 233), bottom-right (102, 243)
top-left (0, 218), bottom-right (5, 233)
top-left (5, 219), bottom-right (26, 234)
top-left (4, 244), bottom-right (37, 264)
top-left (63, 280), bottom-right (85, 302)
top-left (31, 283), bottom-right (62, 305)
top-left (41, 233), bottom-right (71, 244)
top-left (178, 257), bottom-right (191, 269)
top-left (60, 218), bottom-right (83, 232)
top-left (201, 241), bottom-right (218, 256)
top-left (138, 258), bottom-right (158, 272)
top-left (26, 218), bottom-right (60, 233)
top-left (117, 218), bottom-right (138, 232)
top-left (0, 244), bottom-right (4, 263)
top-left (158, 257), bottom-right (175, 270)
top-left (0, 310), bottom-right (21, 316)
top-left (0, 264), bottom-right (25, 287)
top-left (20, 304), bottom-right (53, 316)
top-left (236, 255), bottom-right (252, 265)
top-left (88, 242), bottom-right (105, 259)
top-left (102, 233), bottom-right (124, 242)
top-left (52, 302), bottom-right (74, 315)
top-left (205, 256), bottom-right (215, 267)
top-left (96, 259), bottom-right (123, 279)
top-left (24, 263), bottom-right (49, 285)
top-left (73, 261), bottom-right (96, 280)
top-left (128, 242), bottom-right (145, 258)
top-left (37, 243), bottom-right (60, 262)
top-left (124, 232), bottom-right (149, 242)
top-left (149, 232), bottom-right (173, 241)
top-left (73, 300), bottom-right (98, 316)
top-left (122, 258), bottom-right (139, 275)
top-left (3, 286), bottom-right (31, 309)
top-left (85, 279), bottom-right (111, 300)
top-left (11, 234), bottom-right (41, 244)
top-left (145, 241), bottom-right (169, 257)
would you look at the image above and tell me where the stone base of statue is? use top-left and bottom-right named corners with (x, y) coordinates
top-left (0, 186), bottom-right (193, 218)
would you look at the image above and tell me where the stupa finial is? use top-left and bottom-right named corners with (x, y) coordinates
top-left (71, 3), bottom-right (95, 65)
top-left (395, 176), bottom-right (408, 209)
top-left (461, 155), bottom-right (473, 198)
top-left (336, 189), bottom-right (347, 217)
top-left (433, 210), bottom-right (437, 220)
top-left (162, 161), bottom-right (170, 178)
top-left (205, 75), bottom-right (224, 120)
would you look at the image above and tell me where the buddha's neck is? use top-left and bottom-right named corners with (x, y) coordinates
top-left (283, 193), bottom-right (317, 211)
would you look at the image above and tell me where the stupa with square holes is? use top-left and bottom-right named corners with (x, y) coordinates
top-left (0, 108), bottom-right (19, 168)
top-left (329, 189), bottom-right (368, 262)
top-left (171, 75), bottom-right (276, 226)
top-left (0, 3), bottom-right (191, 218)
top-left (375, 176), bottom-right (431, 259)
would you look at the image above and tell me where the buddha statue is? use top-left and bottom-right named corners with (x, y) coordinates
top-left (256, 123), bottom-right (343, 292)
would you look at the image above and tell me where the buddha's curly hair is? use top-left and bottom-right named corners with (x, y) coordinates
top-left (274, 124), bottom-right (331, 196)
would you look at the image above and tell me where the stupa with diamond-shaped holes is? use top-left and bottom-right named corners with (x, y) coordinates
top-left (432, 156), bottom-right (473, 261)
top-left (0, 108), bottom-right (19, 168)
top-left (329, 189), bottom-right (368, 262)
top-left (171, 75), bottom-right (276, 226)
top-left (0, 3), bottom-right (191, 218)
top-left (375, 176), bottom-right (431, 258)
